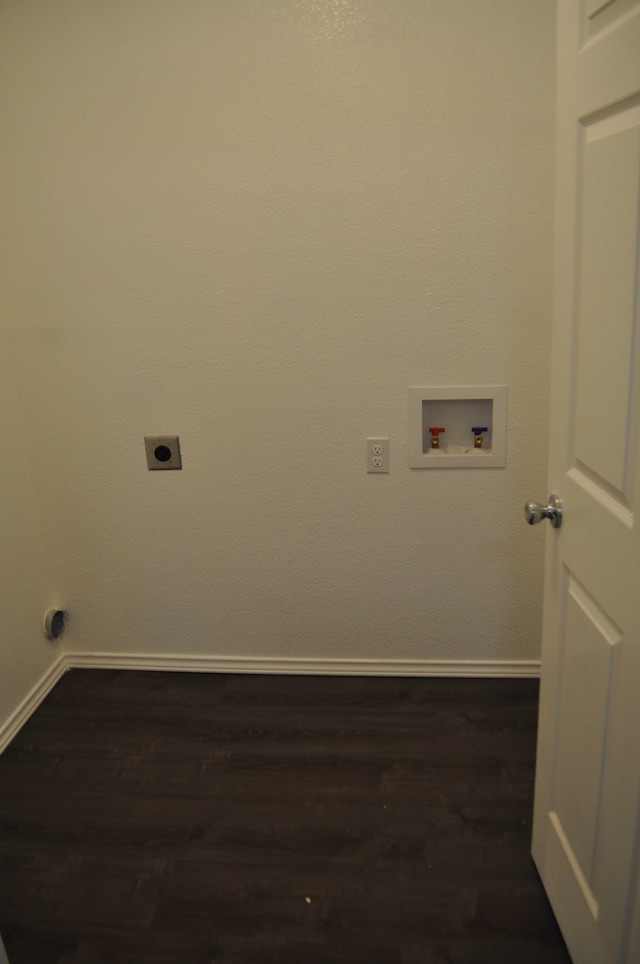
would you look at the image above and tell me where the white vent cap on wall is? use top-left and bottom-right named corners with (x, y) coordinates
top-left (43, 609), bottom-right (68, 640)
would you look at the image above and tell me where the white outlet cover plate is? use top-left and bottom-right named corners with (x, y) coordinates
top-left (367, 437), bottom-right (389, 473)
top-left (144, 435), bottom-right (182, 470)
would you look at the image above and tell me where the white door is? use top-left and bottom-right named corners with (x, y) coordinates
top-left (531, 1), bottom-right (640, 963)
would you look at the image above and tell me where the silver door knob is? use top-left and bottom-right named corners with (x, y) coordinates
top-left (524, 494), bottom-right (563, 528)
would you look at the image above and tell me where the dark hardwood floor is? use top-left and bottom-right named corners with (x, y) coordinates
top-left (0, 671), bottom-right (571, 964)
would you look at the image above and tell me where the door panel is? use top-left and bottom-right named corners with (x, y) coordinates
top-left (553, 577), bottom-right (621, 884)
top-left (574, 117), bottom-right (640, 497)
top-left (532, 2), bottom-right (640, 962)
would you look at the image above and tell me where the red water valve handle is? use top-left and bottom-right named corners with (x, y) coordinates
top-left (428, 427), bottom-right (445, 436)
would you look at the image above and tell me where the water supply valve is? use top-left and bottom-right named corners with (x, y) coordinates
top-left (471, 426), bottom-right (488, 448)
top-left (428, 426), bottom-right (445, 449)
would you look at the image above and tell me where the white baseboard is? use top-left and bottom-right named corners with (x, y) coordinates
top-left (65, 652), bottom-right (541, 678)
top-left (1, 652), bottom-right (540, 754)
top-left (0, 654), bottom-right (68, 754)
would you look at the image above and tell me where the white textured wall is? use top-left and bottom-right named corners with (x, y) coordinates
top-left (0, 0), bottom-right (555, 669)
top-left (0, 322), bottom-right (58, 731)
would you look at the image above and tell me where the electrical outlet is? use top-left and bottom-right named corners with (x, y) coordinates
top-left (144, 435), bottom-right (182, 470)
top-left (366, 437), bottom-right (389, 473)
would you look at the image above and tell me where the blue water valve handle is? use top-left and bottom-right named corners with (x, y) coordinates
top-left (471, 426), bottom-right (488, 449)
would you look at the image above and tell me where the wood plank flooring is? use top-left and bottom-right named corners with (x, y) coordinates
top-left (0, 671), bottom-right (571, 964)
